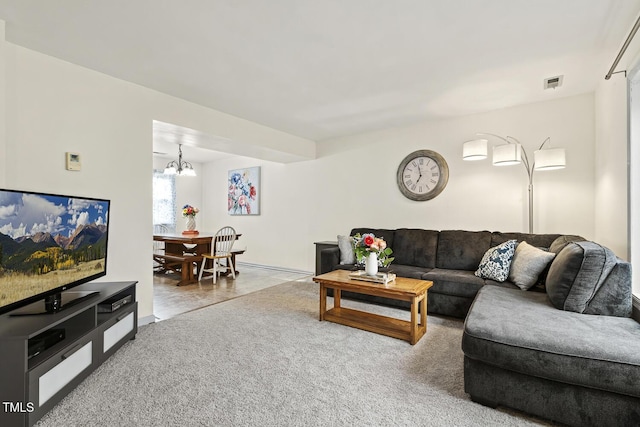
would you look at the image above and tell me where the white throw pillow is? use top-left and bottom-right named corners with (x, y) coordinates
top-left (508, 241), bottom-right (556, 290)
top-left (337, 235), bottom-right (355, 264)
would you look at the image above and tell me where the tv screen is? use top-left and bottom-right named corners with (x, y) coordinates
top-left (0, 188), bottom-right (110, 315)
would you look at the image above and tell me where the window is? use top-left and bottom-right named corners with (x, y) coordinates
top-left (629, 67), bottom-right (640, 299)
top-left (153, 170), bottom-right (176, 231)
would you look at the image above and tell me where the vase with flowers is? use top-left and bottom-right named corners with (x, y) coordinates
top-left (353, 233), bottom-right (394, 276)
top-left (182, 204), bottom-right (199, 234)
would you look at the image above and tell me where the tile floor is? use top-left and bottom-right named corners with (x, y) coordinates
top-left (153, 263), bottom-right (312, 321)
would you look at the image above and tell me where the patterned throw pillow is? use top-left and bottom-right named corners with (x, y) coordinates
top-left (475, 240), bottom-right (517, 282)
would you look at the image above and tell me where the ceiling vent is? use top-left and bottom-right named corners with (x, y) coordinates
top-left (544, 75), bottom-right (563, 90)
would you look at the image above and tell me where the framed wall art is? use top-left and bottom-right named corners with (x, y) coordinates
top-left (228, 166), bottom-right (260, 215)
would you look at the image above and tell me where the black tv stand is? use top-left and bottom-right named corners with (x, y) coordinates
top-left (10, 291), bottom-right (100, 316)
top-left (0, 281), bottom-right (137, 427)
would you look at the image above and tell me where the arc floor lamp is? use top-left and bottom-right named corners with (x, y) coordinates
top-left (463, 133), bottom-right (566, 233)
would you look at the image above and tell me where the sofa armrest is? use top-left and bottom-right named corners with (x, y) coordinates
top-left (319, 247), bottom-right (340, 274)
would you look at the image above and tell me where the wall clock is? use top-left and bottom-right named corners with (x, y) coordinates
top-left (396, 150), bottom-right (449, 201)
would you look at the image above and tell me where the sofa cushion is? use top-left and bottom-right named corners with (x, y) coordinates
top-left (483, 279), bottom-right (519, 290)
top-left (508, 241), bottom-right (556, 290)
top-left (463, 286), bottom-right (640, 398)
top-left (436, 230), bottom-right (492, 270)
top-left (333, 264), bottom-right (355, 272)
top-left (337, 235), bottom-right (355, 264)
top-left (546, 242), bottom-right (632, 317)
top-left (491, 232), bottom-right (560, 249)
top-left (388, 264), bottom-right (432, 279)
top-left (475, 240), bottom-right (517, 282)
top-left (423, 268), bottom-right (485, 298)
top-left (548, 234), bottom-right (586, 254)
top-left (392, 228), bottom-right (439, 268)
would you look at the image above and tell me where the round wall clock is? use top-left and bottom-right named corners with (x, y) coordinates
top-left (396, 150), bottom-right (449, 201)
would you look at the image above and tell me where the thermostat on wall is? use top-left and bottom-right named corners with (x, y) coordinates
top-left (65, 152), bottom-right (81, 171)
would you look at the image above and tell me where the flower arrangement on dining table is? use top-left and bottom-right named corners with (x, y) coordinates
top-left (353, 233), bottom-right (394, 267)
top-left (182, 205), bottom-right (199, 232)
top-left (182, 204), bottom-right (199, 217)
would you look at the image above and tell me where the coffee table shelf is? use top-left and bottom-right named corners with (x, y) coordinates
top-left (324, 306), bottom-right (418, 342)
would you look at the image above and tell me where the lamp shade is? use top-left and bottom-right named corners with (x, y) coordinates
top-left (181, 166), bottom-right (197, 176)
top-left (492, 143), bottom-right (521, 166)
top-left (534, 148), bottom-right (566, 170)
top-left (463, 139), bottom-right (488, 161)
top-left (164, 165), bottom-right (177, 175)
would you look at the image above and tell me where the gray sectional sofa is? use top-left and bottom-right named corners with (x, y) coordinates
top-left (317, 228), bottom-right (640, 426)
top-left (318, 227), bottom-right (581, 318)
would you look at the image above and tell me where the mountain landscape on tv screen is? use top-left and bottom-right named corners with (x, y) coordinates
top-left (0, 224), bottom-right (107, 275)
top-left (0, 192), bottom-right (109, 292)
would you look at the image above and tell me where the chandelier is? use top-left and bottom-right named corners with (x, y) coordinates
top-left (163, 144), bottom-right (196, 176)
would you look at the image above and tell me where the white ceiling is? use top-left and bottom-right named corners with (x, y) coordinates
top-left (152, 120), bottom-right (234, 162)
top-left (1, 1), bottom-right (639, 156)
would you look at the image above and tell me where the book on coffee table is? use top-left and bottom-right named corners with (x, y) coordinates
top-left (348, 270), bottom-right (396, 284)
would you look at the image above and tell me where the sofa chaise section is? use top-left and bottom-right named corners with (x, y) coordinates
top-left (462, 241), bottom-right (639, 426)
top-left (462, 285), bottom-right (640, 426)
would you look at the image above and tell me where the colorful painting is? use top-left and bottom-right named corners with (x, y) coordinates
top-left (228, 167), bottom-right (260, 215)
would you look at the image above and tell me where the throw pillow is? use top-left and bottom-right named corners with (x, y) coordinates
top-left (474, 240), bottom-right (517, 282)
top-left (337, 235), bottom-right (355, 264)
top-left (508, 241), bottom-right (556, 290)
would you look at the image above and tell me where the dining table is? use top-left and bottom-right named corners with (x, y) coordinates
top-left (153, 231), bottom-right (244, 285)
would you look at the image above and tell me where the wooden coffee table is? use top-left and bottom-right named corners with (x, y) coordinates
top-left (313, 270), bottom-right (433, 345)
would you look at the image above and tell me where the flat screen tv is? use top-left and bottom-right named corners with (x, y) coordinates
top-left (0, 188), bottom-right (110, 315)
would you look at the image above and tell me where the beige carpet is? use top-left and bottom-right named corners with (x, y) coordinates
top-left (36, 280), bottom-right (553, 426)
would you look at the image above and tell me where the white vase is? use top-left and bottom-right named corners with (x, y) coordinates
top-left (365, 252), bottom-right (378, 276)
top-left (185, 216), bottom-right (196, 231)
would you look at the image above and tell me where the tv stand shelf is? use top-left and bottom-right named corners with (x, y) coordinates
top-left (0, 281), bottom-right (137, 427)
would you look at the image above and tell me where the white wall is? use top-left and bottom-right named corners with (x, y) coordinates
top-left (5, 44), bottom-right (157, 319)
top-left (3, 42), bottom-right (314, 320)
top-left (2, 33), bottom-right (610, 303)
top-left (594, 74), bottom-right (628, 258)
top-left (201, 156), bottom-right (317, 271)
top-left (203, 93), bottom-right (596, 272)
top-left (595, 20), bottom-right (640, 305)
top-left (593, 18), bottom-right (640, 262)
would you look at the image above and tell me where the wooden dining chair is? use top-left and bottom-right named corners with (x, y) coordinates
top-left (153, 224), bottom-right (170, 271)
top-left (198, 226), bottom-right (237, 284)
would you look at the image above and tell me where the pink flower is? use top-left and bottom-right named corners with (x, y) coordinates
top-left (238, 195), bottom-right (247, 206)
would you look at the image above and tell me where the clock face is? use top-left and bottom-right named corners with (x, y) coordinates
top-left (396, 150), bottom-right (449, 201)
